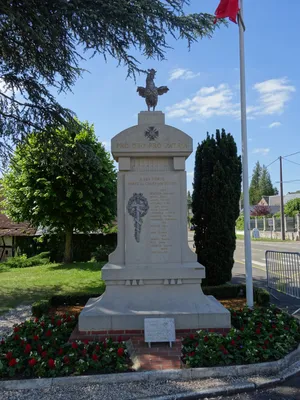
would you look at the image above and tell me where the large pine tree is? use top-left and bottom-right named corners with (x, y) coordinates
top-left (192, 129), bottom-right (242, 286)
top-left (259, 165), bottom-right (278, 197)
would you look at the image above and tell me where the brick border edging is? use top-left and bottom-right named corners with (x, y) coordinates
top-left (69, 326), bottom-right (230, 342)
top-left (1, 345), bottom-right (299, 391)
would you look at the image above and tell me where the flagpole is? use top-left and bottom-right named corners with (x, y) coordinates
top-left (238, 0), bottom-right (253, 307)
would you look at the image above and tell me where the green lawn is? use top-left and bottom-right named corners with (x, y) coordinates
top-left (0, 261), bottom-right (106, 315)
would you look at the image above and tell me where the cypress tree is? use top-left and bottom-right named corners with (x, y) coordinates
top-left (192, 129), bottom-right (242, 286)
top-left (249, 161), bottom-right (262, 205)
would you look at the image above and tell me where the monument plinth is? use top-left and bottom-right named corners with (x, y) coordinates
top-left (79, 111), bottom-right (230, 331)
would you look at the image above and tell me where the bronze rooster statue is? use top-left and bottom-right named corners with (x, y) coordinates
top-left (137, 69), bottom-right (169, 111)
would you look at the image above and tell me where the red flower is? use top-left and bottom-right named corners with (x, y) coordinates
top-left (204, 336), bottom-right (209, 343)
top-left (67, 316), bottom-right (72, 322)
top-left (102, 341), bottom-right (107, 349)
top-left (29, 358), bottom-right (37, 367)
top-left (95, 345), bottom-right (100, 352)
top-left (13, 326), bottom-right (20, 333)
top-left (58, 348), bottom-right (64, 356)
top-left (82, 349), bottom-right (87, 356)
top-left (269, 334), bottom-right (273, 339)
top-left (14, 334), bottom-right (20, 341)
top-left (256, 328), bottom-right (261, 335)
top-left (117, 347), bottom-right (125, 357)
top-left (222, 333), bottom-right (227, 337)
top-left (24, 344), bottom-right (32, 354)
top-left (41, 351), bottom-right (48, 358)
top-left (35, 318), bottom-right (39, 323)
top-left (1, 339), bottom-right (5, 345)
top-left (188, 352), bottom-right (195, 357)
top-left (48, 359), bottom-right (55, 369)
top-left (233, 312), bottom-right (237, 317)
top-left (240, 327), bottom-right (245, 332)
top-left (45, 330), bottom-right (52, 337)
top-left (71, 342), bottom-right (78, 349)
top-left (272, 324), bottom-right (276, 329)
top-left (189, 334), bottom-right (195, 340)
top-left (37, 344), bottom-right (43, 354)
top-left (222, 349), bottom-right (229, 355)
top-left (92, 353), bottom-right (98, 361)
top-left (262, 346), bottom-right (267, 350)
top-left (20, 340), bottom-right (25, 346)
top-left (33, 335), bottom-right (39, 341)
top-left (40, 322), bottom-right (45, 328)
top-left (84, 340), bottom-right (89, 345)
top-left (231, 340), bottom-right (236, 346)
top-left (56, 320), bottom-right (62, 327)
top-left (264, 340), bottom-right (269, 346)
top-left (5, 352), bottom-right (13, 360)
top-left (284, 326), bottom-right (290, 331)
top-left (63, 356), bottom-right (70, 364)
top-left (9, 358), bottom-right (17, 367)
top-left (62, 314), bottom-right (67, 319)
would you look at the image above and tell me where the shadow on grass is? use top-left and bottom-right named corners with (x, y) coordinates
top-left (49, 261), bottom-right (106, 272)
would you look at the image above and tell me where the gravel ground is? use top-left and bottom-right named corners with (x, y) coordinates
top-left (0, 377), bottom-right (243, 400)
top-left (0, 304), bottom-right (32, 340)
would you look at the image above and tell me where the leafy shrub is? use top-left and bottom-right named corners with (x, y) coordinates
top-left (91, 244), bottom-right (115, 262)
top-left (202, 284), bottom-right (269, 306)
top-left (32, 300), bottom-right (51, 318)
top-left (236, 215), bottom-right (244, 230)
top-left (285, 198), bottom-right (300, 217)
top-left (182, 306), bottom-right (300, 367)
top-left (0, 314), bottom-right (129, 378)
top-left (5, 252), bottom-right (50, 268)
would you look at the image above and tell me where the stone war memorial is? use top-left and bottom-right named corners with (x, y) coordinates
top-left (79, 69), bottom-right (230, 337)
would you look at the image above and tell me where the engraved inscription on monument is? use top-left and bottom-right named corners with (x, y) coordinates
top-left (125, 172), bottom-right (181, 264)
top-left (144, 318), bottom-right (176, 347)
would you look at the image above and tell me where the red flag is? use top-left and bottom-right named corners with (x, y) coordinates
top-left (214, 0), bottom-right (240, 24)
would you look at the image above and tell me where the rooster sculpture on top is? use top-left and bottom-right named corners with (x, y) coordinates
top-left (137, 69), bottom-right (169, 111)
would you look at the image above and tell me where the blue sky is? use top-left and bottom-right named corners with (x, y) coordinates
top-left (58, 0), bottom-right (300, 194)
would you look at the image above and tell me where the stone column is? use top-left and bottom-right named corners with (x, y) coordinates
top-left (263, 216), bottom-right (266, 231)
top-left (255, 217), bottom-right (258, 229)
top-left (273, 216), bottom-right (276, 232)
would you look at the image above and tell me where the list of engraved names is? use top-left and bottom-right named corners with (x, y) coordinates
top-left (127, 174), bottom-right (179, 262)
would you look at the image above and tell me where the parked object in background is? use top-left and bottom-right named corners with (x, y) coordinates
top-left (251, 228), bottom-right (260, 239)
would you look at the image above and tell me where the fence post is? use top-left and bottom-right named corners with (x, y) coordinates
top-left (255, 217), bottom-right (258, 229)
top-left (297, 214), bottom-right (300, 240)
top-left (273, 216), bottom-right (276, 232)
top-left (263, 216), bottom-right (266, 231)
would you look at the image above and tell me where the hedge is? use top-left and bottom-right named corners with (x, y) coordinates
top-left (15, 233), bottom-right (117, 262)
top-left (32, 284), bottom-right (269, 317)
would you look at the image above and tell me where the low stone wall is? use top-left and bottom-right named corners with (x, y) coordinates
top-left (236, 230), bottom-right (300, 241)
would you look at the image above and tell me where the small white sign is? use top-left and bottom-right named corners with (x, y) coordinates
top-left (144, 318), bottom-right (175, 348)
top-left (268, 218), bottom-right (273, 227)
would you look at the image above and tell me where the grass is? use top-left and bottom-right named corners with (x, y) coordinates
top-left (0, 261), bottom-right (106, 315)
top-left (236, 234), bottom-right (290, 242)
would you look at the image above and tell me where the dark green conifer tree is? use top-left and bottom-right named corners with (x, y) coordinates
top-left (192, 129), bottom-right (242, 286)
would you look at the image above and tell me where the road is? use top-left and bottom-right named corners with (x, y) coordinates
top-left (188, 231), bottom-right (300, 314)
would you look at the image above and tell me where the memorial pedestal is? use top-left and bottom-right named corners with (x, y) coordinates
top-left (79, 112), bottom-right (230, 331)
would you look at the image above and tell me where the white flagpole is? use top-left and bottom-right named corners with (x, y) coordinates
top-left (238, 0), bottom-right (253, 307)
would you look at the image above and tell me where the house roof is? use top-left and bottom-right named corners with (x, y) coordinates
top-left (0, 212), bottom-right (37, 237)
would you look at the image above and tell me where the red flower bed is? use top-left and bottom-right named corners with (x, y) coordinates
top-left (0, 314), bottom-right (130, 378)
top-left (182, 306), bottom-right (300, 367)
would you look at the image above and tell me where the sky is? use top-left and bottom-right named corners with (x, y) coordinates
top-left (57, 0), bottom-right (300, 195)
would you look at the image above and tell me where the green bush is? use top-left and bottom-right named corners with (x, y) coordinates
top-left (49, 294), bottom-right (103, 307)
top-left (236, 215), bottom-right (244, 230)
top-left (202, 284), bottom-right (269, 306)
top-left (31, 300), bottom-right (51, 317)
top-left (4, 252), bottom-right (50, 268)
top-left (91, 244), bottom-right (115, 262)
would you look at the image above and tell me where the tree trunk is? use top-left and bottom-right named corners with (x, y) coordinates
top-left (64, 228), bottom-right (73, 263)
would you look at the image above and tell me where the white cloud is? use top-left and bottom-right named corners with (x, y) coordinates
top-left (169, 68), bottom-right (200, 81)
top-left (166, 77), bottom-right (295, 122)
top-left (187, 171), bottom-right (194, 177)
top-left (269, 121), bottom-right (282, 129)
top-left (253, 148), bottom-right (270, 156)
top-left (166, 83), bottom-right (240, 121)
top-left (253, 78), bottom-right (295, 115)
top-left (0, 78), bottom-right (12, 95)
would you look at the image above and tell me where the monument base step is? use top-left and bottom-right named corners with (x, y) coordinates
top-left (78, 294), bottom-right (231, 331)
